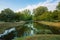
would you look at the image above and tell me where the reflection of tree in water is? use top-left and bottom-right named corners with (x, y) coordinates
top-left (0, 28), bottom-right (16, 40)
top-left (33, 22), bottom-right (53, 34)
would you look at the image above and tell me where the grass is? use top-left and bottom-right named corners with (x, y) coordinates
top-left (14, 34), bottom-right (60, 40)
top-left (38, 21), bottom-right (60, 29)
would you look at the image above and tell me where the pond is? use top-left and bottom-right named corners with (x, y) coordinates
top-left (0, 21), bottom-right (53, 40)
top-left (0, 22), bottom-right (37, 40)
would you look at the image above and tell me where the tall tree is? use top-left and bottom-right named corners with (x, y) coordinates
top-left (0, 8), bottom-right (15, 22)
top-left (33, 6), bottom-right (48, 21)
top-left (33, 6), bottom-right (48, 17)
top-left (21, 9), bottom-right (32, 21)
top-left (56, 2), bottom-right (60, 10)
top-left (52, 10), bottom-right (58, 20)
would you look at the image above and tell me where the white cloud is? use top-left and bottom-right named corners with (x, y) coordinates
top-left (16, 0), bottom-right (60, 12)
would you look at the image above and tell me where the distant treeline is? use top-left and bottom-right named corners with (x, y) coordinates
top-left (0, 9), bottom-right (32, 22)
top-left (0, 2), bottom-right (60, 22)
top-left (33, 2), bottom-right (60, 22)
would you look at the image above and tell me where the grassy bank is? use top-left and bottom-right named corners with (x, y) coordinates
top-left (14, 34), bottom-right (60, 40)
top-left (38, 21), bottom-right (60, 28)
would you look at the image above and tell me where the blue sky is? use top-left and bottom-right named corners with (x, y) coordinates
top-left (0, 0), bottom-right (60, 11)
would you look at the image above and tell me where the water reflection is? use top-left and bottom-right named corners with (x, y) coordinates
top-left (24, 22), bottom-right (37, 36)
top-left (0, 22), bottom-right (37, 40)
top-left (0, 21), bottom-right (52, 40)
top-left (0, 28), bottom-right (16, 37)
top-left (0, 27), bottom-right (16, 40)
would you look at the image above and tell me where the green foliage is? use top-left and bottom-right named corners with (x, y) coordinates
top-left (0, 8), bottom-right (16, 22)
top-left (33, 6), bottom-right (48, 16)
top-left (15, 12), bottom-right (23, 21)
top-left (52, 10), bottom-right (58, 20)
top-left (0, 9), bottom-right (32, 22)
top-left (33, 2), bottom-right (60, 21)
top-left (35, 12), bottom-right (51, 21)
top-left (0, 2), bottom-right (60, 22)
top-left (21, 9), bottom-right (32, 21)
top-left (56, 2), bottom-right (60, 10)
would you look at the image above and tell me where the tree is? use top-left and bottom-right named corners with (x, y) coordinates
top-left (33, 6), bottom-right (48, 17)
top-left (56, 2), bottom-right (60, 21)
top-left (14, 12), bottom-right (21, 22)
top-left (21, 9), bottom-right (32, 21)
top-left (33, 6), bottom-right (48, 21)
top-left (52, 10), bottom-right (58, 20)
top-left (0, 8), bottom-right (15, 22)
top-left (56, 2), bottom-right (60, 10)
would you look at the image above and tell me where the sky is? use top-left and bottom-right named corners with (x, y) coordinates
top-left (0, 0), bottom-right (60, 12)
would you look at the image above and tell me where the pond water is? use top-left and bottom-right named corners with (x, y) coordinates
top-left (0, 22), bottom-right (37, 40)
top-left (0, 28), bottom-right (16, 37)
top-left (0, 21), bottom-right (53, 40)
